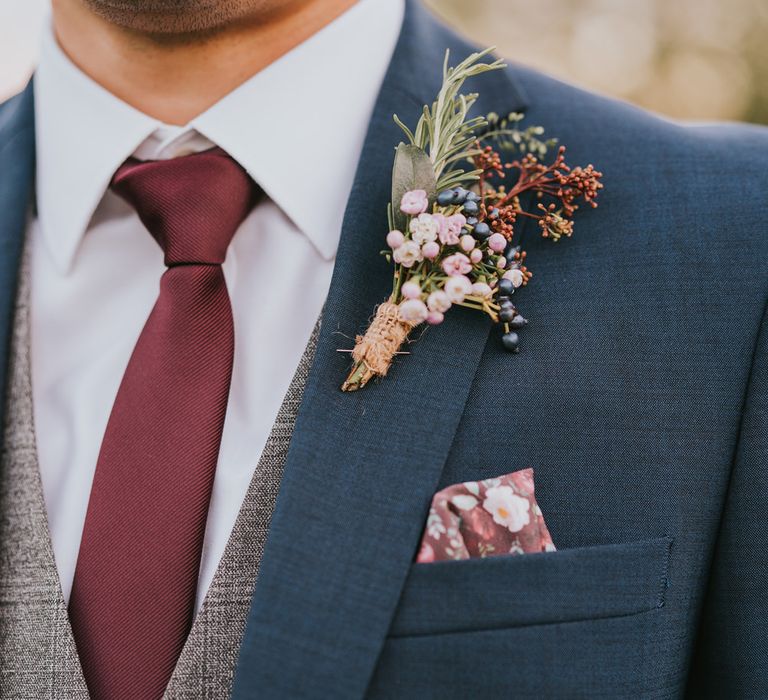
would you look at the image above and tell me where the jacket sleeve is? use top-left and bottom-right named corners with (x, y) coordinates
top-left (687, 299), bottom-right (768, 698)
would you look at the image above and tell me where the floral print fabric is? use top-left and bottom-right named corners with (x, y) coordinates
top-left (416, 468), bottom-right (556, 563)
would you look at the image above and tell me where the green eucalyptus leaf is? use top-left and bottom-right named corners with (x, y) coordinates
top-left (391, 143), bottom-right (437, 231)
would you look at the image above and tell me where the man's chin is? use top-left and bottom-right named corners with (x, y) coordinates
top-left (82, 0), bottom-right (259, 35)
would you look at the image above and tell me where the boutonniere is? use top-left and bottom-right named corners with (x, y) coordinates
top-left (341, 48), bottom-right (603, 392)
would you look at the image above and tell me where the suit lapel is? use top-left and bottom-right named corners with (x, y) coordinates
top-left (0, 81), bottom-right (35, 438)
top-left (232, 3), bottom-right (527, 698)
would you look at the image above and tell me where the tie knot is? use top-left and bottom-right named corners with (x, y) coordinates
top-left (111, 147), bottom-right (255, 266)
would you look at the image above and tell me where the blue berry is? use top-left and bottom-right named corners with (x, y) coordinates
top-left (462, 200), bottom-right (479, 215)
top-left (453, 188), bottom-right (469, 204)
top-left (497, 278), bottom-right (515, 297)
top-left (465, 216), bottom-right (479, 227)
top-left (502, 332), bottom-right (520, 353)
top-left (473, 221), bottom-right (490, 238)
top-left (499, 306), bottom-right (516, 323)
top-left (437, 189), bottom-right (456, 206)
top-left (509, 314), bottom-right (528, 329)
top-left (465, 191), bottom-right (480, 202)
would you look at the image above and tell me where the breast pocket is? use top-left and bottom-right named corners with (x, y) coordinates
top-left (389, 536), bottom-right (673, 637)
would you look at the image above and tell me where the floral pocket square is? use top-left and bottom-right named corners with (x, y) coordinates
top-left (416, 468), bottom-right (556, 563)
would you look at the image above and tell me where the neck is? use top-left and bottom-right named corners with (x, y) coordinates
top-left (51, 0), bottom-right (359, 125)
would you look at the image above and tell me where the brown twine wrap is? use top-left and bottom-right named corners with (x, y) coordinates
top-left (351, 302), bottom-right (415, 376)
top-left (341, 301), bottom-right (416, 390)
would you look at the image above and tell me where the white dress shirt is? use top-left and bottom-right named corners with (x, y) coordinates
top-left (30, 0), bottom-right (404, 610)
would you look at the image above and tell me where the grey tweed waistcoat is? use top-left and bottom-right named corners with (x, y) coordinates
top-left (0, 254), bottom-right (318, 699)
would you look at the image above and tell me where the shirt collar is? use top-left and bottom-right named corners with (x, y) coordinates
top-left (34, 0), bottom-right (405, 272)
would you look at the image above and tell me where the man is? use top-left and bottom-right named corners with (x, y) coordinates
top-left (0, 0), bottom-right (765, 697)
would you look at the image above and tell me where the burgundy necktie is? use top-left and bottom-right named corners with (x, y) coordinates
top-left (68, 148), bottom-right (255, 700)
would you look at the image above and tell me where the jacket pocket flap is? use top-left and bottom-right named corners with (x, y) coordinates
top-left (389, 536), bottom-right (673, 637)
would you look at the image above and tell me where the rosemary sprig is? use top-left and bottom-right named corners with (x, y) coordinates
top-left (393, 48), bottom-right (506, 192)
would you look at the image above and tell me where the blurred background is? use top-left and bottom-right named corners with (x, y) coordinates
top-left (1, 0), bottom-right (766, 124)
top-left (427, 0), bottom-right (768, 124)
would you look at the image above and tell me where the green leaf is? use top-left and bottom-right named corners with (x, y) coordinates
top-left (391, 143), bottom-right (437, 231)
top-left (392, 114), bottom-right (417, 146)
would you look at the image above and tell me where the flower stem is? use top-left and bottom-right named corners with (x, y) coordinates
top-left (341, 360), bottom-right (377, 392)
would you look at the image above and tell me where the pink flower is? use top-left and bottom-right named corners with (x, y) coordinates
top-left (427, 290), bottom-right (451, 313)
top-left (432, 213), bottom-right (448, 239)
top-left (460, 235), bottom-right (476, 252)
top-left (471, 282), bottom-right (492, 298)
top-left (443, 275), bottom-right (472, 303)
top-left (421, 241), bottom-right (440, 260)
top-left (401, 280), bottom-right (422, 299)
top-left (426, 311), bottom-right (444, 325)
top-left (482, 486), bottom-right (531, 533)
top-left (409, 213), bottom-right (440, 245)
top-left (488, 232), bottom-right (507, 252)
top-left (503, 268), bottom-right (524, 288)
top-left (470, 248), bottom-right (483, 263)
top-left (392, 240), bottom-right (423, 268)
top-left (400, 189), bottom-right (429, 215)
top-left (398, 298), bottom-right (429, 324)
top-left (386, 230), bottom-right (405, 249)
top-left (439, 213), bottom-right (466, 245)
top-left (442, 253), bottom-right (472, 276)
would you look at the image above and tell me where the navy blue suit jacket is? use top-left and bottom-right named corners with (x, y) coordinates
top-left (1, 2), bottom-right (766, 697)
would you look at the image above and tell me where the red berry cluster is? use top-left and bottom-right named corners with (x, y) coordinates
top-left (475, 143), bottom-right (602, 244)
